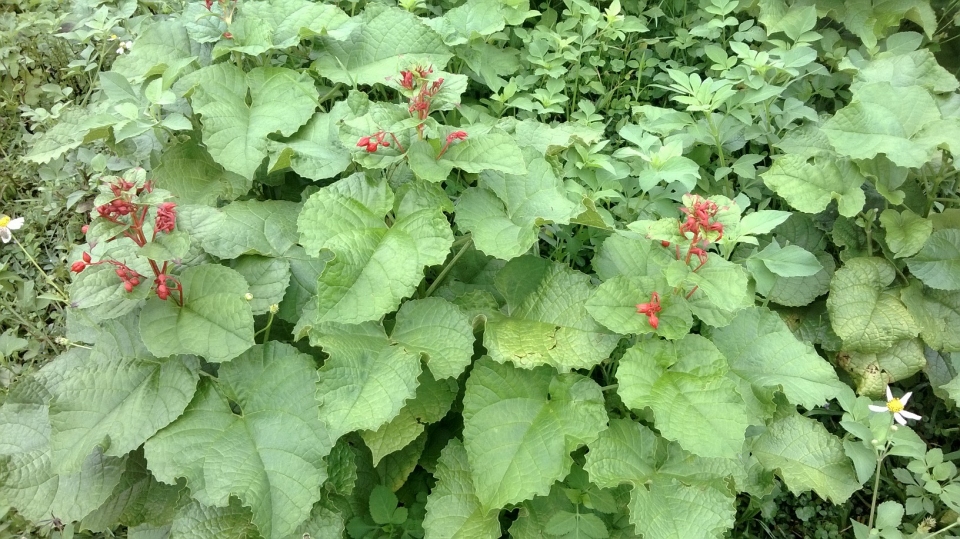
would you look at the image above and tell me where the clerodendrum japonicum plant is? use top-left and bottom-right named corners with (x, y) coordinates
top-left (5, 0), bottom-right (960, 536)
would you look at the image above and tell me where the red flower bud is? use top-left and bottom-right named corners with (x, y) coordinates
top-left (366, 142), bottom-right (379, 153)
top-left (661, 240), bottom-right (670, 247)
top-left (357, 136), bottom-right (371, 147)
top-left (648, 313), bottom-right (659, 329)
top-left (82, 252), bottom-right (92, 263)
top-left (123, 281), bottom-right (134, 293)
top-left (157, 284), bottom-right (169, 300)
top-left (81, 225), bottom-right (89, 234)
top-left (223, 31), bottom-right (233, 39)
top-left (71, 261), bottom-right (87, 273)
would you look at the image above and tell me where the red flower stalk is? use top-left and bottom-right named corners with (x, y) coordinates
top-left (155, 202), bottom-right (177, 233)
top-left (436, 131), bottom-right (467, 160)
top-left (636, 291), bottom-right (662, 329)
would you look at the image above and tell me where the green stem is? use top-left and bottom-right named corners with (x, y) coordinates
top-left (13, 239), bottom-right (69, 302)
top-left (867, 453), bottom-right (886, 529)
top-left (926, 520), bottom-right (960, 538)
top-left (423, 236), bottom-right (472, 298)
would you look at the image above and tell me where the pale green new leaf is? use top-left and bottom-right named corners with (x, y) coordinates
top-left (268, 103), bottom-right (352, 181)
top-left (144, 343), bottom-right (333, 539)
top-left (709, 307), bottom-right (847, 409)
top-left (298, 174), bottom-right (453, 324)
top-left (761, 154), bottom-right (866, 217)
top-left (422, 439), bottom-right (501, 539)
top-left (484, 256), bottom-right (619, 371)
top-left (441, 131), bottom-right (526, 174)
top-left (901, 280), bottom-right (960, 351)
top-left (751, 411), bottom-right (859, 503)
top-left (152, 138), bottom-right (251, 205)
top-left (139, 265), bottom-right (255, 362)
top-left (827, 257), bottom-right (919, 352)
top-left (456, 152), bottom-right (579, 260)
top-left (751, 242), bottom-right (823, 277)
top-left (316, 331), bottom-right (422, 441)
top-left (313, 4), bottom-right (451, 85)
top-left (616, 336), bottom-right (751, 458)
top-left (821, 82), bottom-right (943, 168)
top-left (906, 229), bottom-right (960, 290)
top-left (879, 208), bottom-right (932, 259)
top-left (191, 64), bottom-right (319, 180)
top-left (49, 318), bottom-right (199, 473)
top-left (462, 358), bottom-right (606, 512)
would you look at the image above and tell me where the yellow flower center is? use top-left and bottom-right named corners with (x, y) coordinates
top-left (0, 215), bottom-right (9, 228)
top-left (887, 398), bottom-right (904, 413)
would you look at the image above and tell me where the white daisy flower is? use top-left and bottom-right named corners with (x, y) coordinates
top-left (868, 385), bottom-right (921, 425)
top-left (123, 41), bottom-right (133, 50)
top-left (0, 214), bottom-right (24, 243)
top-left (117, 47), bottom-right (125, 55)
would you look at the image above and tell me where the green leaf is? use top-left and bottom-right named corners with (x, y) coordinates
top-left (827, 257), bottom-right (920, 352)
top-left (112, 20), bottom-right (200, 82)
top-left (484, 256), bottom-right (619, 371)
top-left (68, 263), bottom-right (151, 320)
top-left (278, 246), bottom-right (329, 323)
top-left (756, 251), bottom-right (835, 307)
top-left (191, 64), bottom-right (319, 180)
top-left (840, 338), bottom-right (926, 392)
top-left (315, 326), bottom-right (422, 440)
top-left (168, 497), bottom-right (259, 539)
top-left (139, 265), bottom-right (255, 362)
top-left (879, 209), bottom-right (932, 259)
top-left (426, 0), bottom-right (507, 45)
top-left (751, 241), bottom-right (823, 277)
top-left (360, 369), bottom-right (457, 465)
top-left (761, 155), bottom-right (866, 217)
top-left (441, 130), bottom-right (526, 174)
top-left (456, 151), bottom-right (579, 260)
top-left (462, 358), bottom-right (606, 512)
top-left (0, 350), bottom-right (126, 523)
top-left (24, 106), bottom-right (117, 164)
top-left (901, 281), bottom-right (960, 352)
top-left (592, 232), bottom-right (674, 281)
top-left (545, 511), bottom-right (609, 539)
top-left (298, 174), bottom-right (453, 324)
top-left (709, 307), bottom-right (847, 409)
top-left (734, 210), bottom-right (792, 240)
top-left (906, 229), bottom-right (960, 290)
top-left (586, 275), bottom-right (692, 340)
top-left (223, 0), bottom-right (348, 55)
top-left (390, 297), bottom-right (475, 380)
top-left (152, 138), bottom-right (251, 205)
top-left (81, 449), bottom-right (183, 531)
top-left (853, 48), bottom-right (959, 94)
top-left (423, 439), bottom-right (501, 539)
top-left (49, 319), bottom-right (199, 473)
top-left (268, 103), bottom-right (353, 181)
top-left (821, 82), bottom-right (945, 168)
top-left (629, 477), bottom-right (735, 539)
top-left (583, 420), bottom-right (741, 539)
top-left (751, 411), bottom-right (860, 503)
top-left (616, 336), bottom-right (751, 458)
top-left (232, 256), bottom-right (291, 315)
top-left (184, 199), bottom-right (300, 259)
top-left (144, 343), bottom-right (333, 539)
top-left (685, 254), bottom-right (753, 313)
top-left (313, 4), bottom-right (452, 86)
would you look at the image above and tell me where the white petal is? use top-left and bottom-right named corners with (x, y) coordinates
top-left (885, 385), bottom-right (893, 401)
top-left (868, 405), bottom-right (889, 413)
top-left (893, 413), bottom-right (908, 426)
top-left (900, 392), bottom-right (913, 406)
top-left (7, 217), bottom-right (23, 230)
top-left (0, 228), bottom-right (10, 243)
top-left (900, 411), bottom-right (922, 421)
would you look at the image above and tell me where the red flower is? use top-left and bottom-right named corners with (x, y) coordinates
top-left (155, 202), bottom-right (177, 233)
top-left (636, 291), bottom-right (662, 330)
top-left (446, 131), bottom-right (468, 143)
top-left (399, 70), bottom-right (414, 90)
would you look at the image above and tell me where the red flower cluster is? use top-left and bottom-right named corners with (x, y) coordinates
top-left (155, 274), bottom-right (171, 300)
top-left (155, 202), bottom-right (177, 233)
top-left (636, 291), bottom-right (662, 329)
top-left (436, 130), bottom-right (468, 160)
top-left (679, 196), bottom-right (724, 240)
top-left (357, 131), bottom-right (392, 153)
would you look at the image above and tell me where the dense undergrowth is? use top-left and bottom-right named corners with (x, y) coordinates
top-left (2, 0), bottom-right (960, 537)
